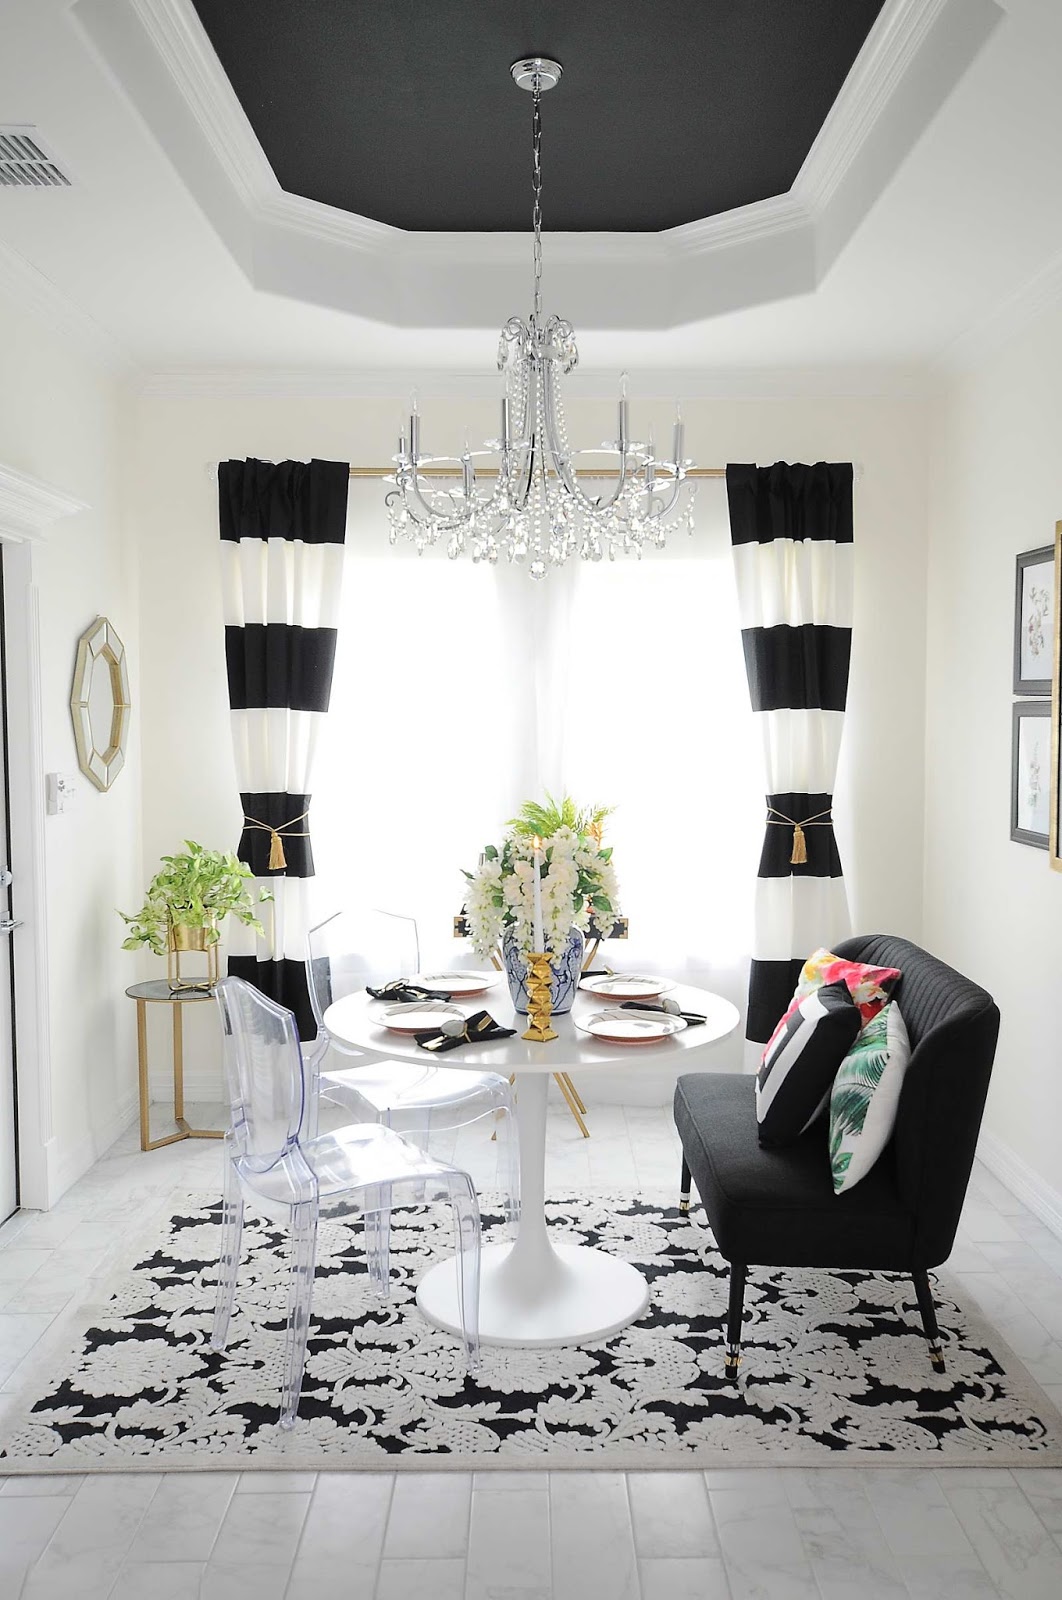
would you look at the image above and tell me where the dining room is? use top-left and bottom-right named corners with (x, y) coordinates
top-left (5, 0), bottom-right (1062, 1595)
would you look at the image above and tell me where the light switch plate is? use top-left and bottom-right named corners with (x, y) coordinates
top-left (45, 772), bottom-right (77, 814)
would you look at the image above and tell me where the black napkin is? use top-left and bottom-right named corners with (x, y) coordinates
top-left (367, 979), bottom-right (453, 1003)
top-left (620, 999), bottom-right (707, 1026)
top-left (415, 1008), bottom-right (517, 1053)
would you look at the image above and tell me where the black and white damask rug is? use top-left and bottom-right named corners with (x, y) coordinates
top-left (3, 1192), bottom-right (1061, 1472)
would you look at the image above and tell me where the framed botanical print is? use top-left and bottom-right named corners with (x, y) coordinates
top-left (1012, 700), bottom-right (1051, 848)
top-left (1014, 544), bottom-right (1055, 694)
top-left (1050, 522), bottom-right (1062, 869)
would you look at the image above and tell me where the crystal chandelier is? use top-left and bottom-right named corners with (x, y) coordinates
top-left (386, 57), bottom-right (696, 578)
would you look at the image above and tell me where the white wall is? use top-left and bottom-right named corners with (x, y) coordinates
top-left (127, 388), bottom-right (930, 1101)
top-left (0, 285), bottom-right (141, 1200)
top-left (926, 305), bottom-right (1062, 1217)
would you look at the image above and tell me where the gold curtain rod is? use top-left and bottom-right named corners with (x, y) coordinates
top-left (349, 465), bottom-right (727, 480)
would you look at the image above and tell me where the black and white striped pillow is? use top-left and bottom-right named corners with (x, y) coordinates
top-left (756, 980), bottom-right (861, 1146)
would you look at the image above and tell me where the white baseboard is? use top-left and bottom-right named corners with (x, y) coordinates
top-left (46, 1088), bottom-right (140, 1207)
top-left (977, 1129), bottom-right (1062, 1241)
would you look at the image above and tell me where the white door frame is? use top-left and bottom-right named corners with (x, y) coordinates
top-left (0, 463), bottom-right (86, 1210)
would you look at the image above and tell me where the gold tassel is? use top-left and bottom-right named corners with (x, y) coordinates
top-left (790, 823), bottom-right (807, 866)
top-left (268, 828), bottom-right (287, 871)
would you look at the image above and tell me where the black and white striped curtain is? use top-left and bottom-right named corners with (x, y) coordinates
top-left (218, 458), bottom-right (349, 1038)
top-left (726, 461), bottom-right (853, 1046)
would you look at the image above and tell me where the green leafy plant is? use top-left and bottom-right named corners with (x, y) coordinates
top-left (507, 792), bottom-right (613, 841)
top-left (119, 840), bottom-right (270, 957)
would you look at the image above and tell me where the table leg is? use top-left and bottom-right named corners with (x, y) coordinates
top-left (416, 1069), bottom-right (649, 1347)
top-left (173, 1001), bottom-right (185, 1128)
top-left (137, 999), bottom-right (150, 1151)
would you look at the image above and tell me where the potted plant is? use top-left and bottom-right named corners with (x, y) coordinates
top-left (463, 795), bottom-right (620, 1014)
top-left (119, 840), bottom-right (270, 990)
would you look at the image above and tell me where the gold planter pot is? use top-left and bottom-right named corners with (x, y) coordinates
top-left (166, 921), bottom-right (220, 992)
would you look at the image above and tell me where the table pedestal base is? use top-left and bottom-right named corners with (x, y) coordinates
top-left (417, 1067), bottom-right (648, 1347)
top-left (417, 1238), bottom-right (649, 1348)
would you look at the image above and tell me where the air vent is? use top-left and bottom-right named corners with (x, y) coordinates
top-left (0, 127), bottom-right (72, 187)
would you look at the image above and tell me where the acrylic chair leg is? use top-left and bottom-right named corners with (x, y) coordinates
top-left (451, 1177), bottom-right (482, 1375)
top-left (280, 1201), bottom-right (319, 1431)
top-left (913, 1269), bottom-right (946, 1372)
top-left (211, 1152), bottom-right (244, 1352)
top-left (365, 1183), bottom-right (393, 1297)
top-left (501, 1103), bottom-right (521, 1227)
top-left (679, 1154), bottom-right (692, 1215)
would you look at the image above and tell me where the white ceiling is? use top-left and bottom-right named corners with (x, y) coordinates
top-left (0, 0), bottom-right (1060, 388)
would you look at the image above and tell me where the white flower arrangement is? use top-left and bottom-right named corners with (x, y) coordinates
top-left (463, 796), bottom-right (620, 962)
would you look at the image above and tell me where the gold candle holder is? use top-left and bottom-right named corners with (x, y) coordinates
top-left (521, 951), bottom-right (558, 1041)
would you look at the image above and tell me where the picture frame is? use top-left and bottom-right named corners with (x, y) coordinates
top-left (1013, 544), bottom-right (1055, 694)
top-left (1050, 522), bottom-right (1062, 869)
top-left (1012, 700), bottom-right (1051, 848)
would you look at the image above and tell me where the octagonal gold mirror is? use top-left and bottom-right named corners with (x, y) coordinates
top-left (70, 617), bottom-right (131, 791)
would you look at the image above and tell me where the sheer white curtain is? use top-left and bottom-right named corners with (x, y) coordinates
top-left (312, 484), bottom-right (762, 1009)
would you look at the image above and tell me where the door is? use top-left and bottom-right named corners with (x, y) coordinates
top-left (0, 546), bottom-right (17, 1224)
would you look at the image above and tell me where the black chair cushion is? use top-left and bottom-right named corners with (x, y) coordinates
top-left (674, 1072), bottom-right (916, 1270)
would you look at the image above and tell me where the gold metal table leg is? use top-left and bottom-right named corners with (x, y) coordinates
top-left (173, 1000), bottom-right (186, 1131)
top-left (561, 1073), bottom-right (587, 1116)
top-left (137, 999), bottom-right (151, 1151)
top-left (554, 1072), bottom-right (590, 1138)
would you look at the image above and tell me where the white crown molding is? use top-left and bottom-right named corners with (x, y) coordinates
top-left (796, 0), bottom-right (951, 211)
top-left (139, 363), bottom-right (927, 402)
top-left (75, 0), bottom-right (1000, 330)
top-left (0, 239), bottom-right (133, 376)
top-left (0, 462), bottom-right (87, 543)
top-left (667, 194), bottom-right (810, 256)
top-left (128, 0), bottom-right (276, 210)
top-left (932, 246), bottom-right (1062, 375)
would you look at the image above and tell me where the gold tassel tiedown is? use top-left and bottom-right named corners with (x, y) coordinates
top-left (766, 806), bottom-right (834, 866)
top-left (241, 810), bottom-right (311, 871)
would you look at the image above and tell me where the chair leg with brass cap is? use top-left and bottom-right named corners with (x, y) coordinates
top-left (725, 1263), bottom-right (747, 1381)
top-left (913, 1268), bottom-right (947, 1373)
top-left (679, 1154), bottom-right (692, 1215)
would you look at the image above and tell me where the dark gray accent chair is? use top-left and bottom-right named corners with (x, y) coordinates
top-left (673, 935), bottom-right (1000, 1379)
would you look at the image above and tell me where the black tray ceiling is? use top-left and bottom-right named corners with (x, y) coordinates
top-left (191, 1), bottom-right (886, 233)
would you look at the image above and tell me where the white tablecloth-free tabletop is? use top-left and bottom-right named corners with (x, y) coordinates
top-left (325, 979), bottom-right (739, 1348)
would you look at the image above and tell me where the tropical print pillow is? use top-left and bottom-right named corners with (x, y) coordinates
top-left (795, 947), bottom-right (901, 1025)
top-left (829, 1000), bottom-right (912, 1194)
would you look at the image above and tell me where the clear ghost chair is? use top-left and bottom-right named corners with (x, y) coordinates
top-left (211, 975), bottom-right (481, 1430)
top-left (306, 910), bottom-right (519, 1222)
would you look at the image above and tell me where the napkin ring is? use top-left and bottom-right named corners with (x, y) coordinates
top-left (522, 952), bottom-right (558, 1042)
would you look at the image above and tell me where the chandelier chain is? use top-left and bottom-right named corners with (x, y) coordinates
top-left (532, 77), bottom-right (543, 329)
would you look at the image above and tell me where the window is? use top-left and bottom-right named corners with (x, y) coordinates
top-left (312, 485), bottom-right (762, 989)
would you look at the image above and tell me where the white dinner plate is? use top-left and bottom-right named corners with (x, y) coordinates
top-left (408, 971), bottom-right (497, 997)
top-left (578, 973), bottom-right (676, 1001)
top-left (575, 1009), bottom-right (688, 1044)
top-left (367, 999), bottom-right (467, 1034)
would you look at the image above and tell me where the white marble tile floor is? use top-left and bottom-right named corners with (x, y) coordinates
top-left (0, 1095), bottom-right (1061, 1597)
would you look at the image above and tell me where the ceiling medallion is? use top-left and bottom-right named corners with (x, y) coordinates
top-left (385, 57), bottom-right (695, 577)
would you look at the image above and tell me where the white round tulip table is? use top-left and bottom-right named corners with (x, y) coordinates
top-left (323, 981), bottom-right (739, 1348)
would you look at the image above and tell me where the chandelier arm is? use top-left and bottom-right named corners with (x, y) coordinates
top-left (542, 362), bottom-right (630, 514)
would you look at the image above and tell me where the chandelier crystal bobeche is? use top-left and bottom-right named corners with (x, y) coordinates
top-left (385, 57), bottom-right (696, 578)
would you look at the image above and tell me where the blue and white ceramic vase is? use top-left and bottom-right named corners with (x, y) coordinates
top-left (502, 926), bottom-right (585, 1015)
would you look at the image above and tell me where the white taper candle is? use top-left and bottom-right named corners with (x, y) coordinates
top-left (531, 836), bottom-right (545, 952)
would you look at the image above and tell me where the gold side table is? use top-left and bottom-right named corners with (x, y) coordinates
top-left (126, 980), bottom-right (225, 1152)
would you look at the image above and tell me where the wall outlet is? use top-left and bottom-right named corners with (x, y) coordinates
top-left (45, 772), bottom-right (77, 815)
